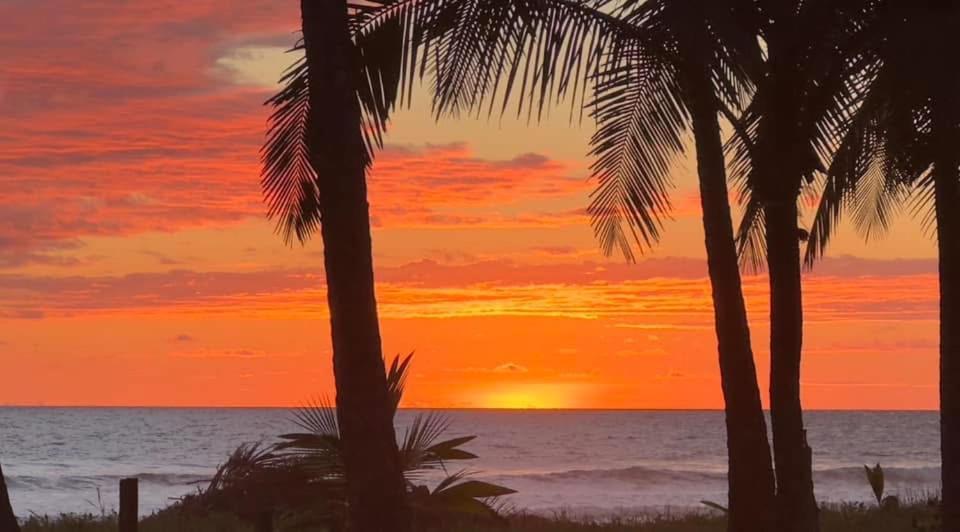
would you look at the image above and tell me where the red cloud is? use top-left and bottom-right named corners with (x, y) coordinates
top-left (0, 257), bottom-right (938, 321)
top-left (0, 1), bottom-right (591, 268)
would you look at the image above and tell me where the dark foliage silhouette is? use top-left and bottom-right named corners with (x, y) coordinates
top-left (803, 2), bottom-right (960, 528)
top-left (186, 355), bottom-right (514, 531)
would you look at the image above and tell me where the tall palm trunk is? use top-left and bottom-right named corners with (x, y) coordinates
top-left (933, 83), bottom-right (960, 532)
top-left (757, 37), bottom-right (819, 530)
top-left (302, 1), bottom-right (410, 530)
top-left (0, 463), bottom-right (19, 532)
top-left (683, 61), bottom-right (776, 532)
top-left (765, 197), bottom-right (818, 532)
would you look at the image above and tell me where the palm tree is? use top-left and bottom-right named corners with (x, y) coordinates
top-left (586, 3), bottom-right (777, 530)
top-left (727, 3), bottom-right (881, 529)
top-left (261, 1), bottom-right (412, 529)
top-left (0, 463), bottom-right (18, 532)
top-left (802, 2), bottom-right (960, 528)
top-left (353, 1), bottom-right (776, 528)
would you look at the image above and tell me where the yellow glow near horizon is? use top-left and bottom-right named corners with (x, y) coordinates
top-left (480, 384), bottom-right (588, 409)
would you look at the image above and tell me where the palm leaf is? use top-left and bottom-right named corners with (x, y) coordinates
top-left (291, 396), bottom-right (339, 437)
top-left (729, 0), bottom-right (883, 271)
top-left (588, 0), bottom-right (766, 261)
top-left (260, 44), bottom-right (318, 244)
top-left (586, 35), bottom-right (681, 261)
top-left (261, 1), bottom-right (418, 244)
top-left (803, 2), bottom-right (943, 267)
top-left (400, 412), bottom-right (452, 479)
top-left (387, 351), bottom-right (415, 413)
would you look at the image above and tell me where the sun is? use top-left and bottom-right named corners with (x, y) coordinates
top-left (479, 384), bottom-right (587, 409)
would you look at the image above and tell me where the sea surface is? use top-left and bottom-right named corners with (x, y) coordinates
top-left (0, 408), bottom-right (941, 518)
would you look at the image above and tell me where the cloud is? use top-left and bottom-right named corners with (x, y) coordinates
top-left (658, 370), bottom-right (686, 379)
top-left (170, 348), bottom-right (283, 360)
top-left (0, 309), bottom-right (45, 320)
top-left (0, 0), bottom-right (593, 268)
top-left (172, 334), bottom-right (195, 343)
top-left (214, 45), bottom-right (290, 88)
top-left (531, 245), bottom-right (580, 256)
top-left (445, 363), bottom-right (533, 375)
top-left (808, 255), bottom-right (938, 277)
top-left (494, 363), bottom-right (529, 373)
top-left (0, 256), bottom-right (940, 320)
top-left (141, 250), bottom-right (183, 266)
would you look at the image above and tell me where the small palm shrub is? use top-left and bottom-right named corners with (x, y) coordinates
top-left (864, 464), bottom-right (885, 506)
top-left (863, 463), bottom-right (900, 510)
top-left (176, 354), bottom-right (514, 530)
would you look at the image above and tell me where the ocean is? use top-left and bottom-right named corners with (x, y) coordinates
top-left (0, 408), bottom-right (941, 518)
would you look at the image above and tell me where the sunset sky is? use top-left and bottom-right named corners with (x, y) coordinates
top-left (0, 0), bottom-right (941, 409)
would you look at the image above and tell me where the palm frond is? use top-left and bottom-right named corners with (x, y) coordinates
top-left (736, 193), bottom-right (768, 274)
top-left (410, 470), bottom-right (516, 522)
top-left (261, 1), bottom-right (419, 244)
top-left (803, 2), bottom-right (942, 267)
top-left (804, 84), bottom-right (888, 267)
top-left (910, 171), bottom-right (939, 240)
top-left (387, 351), bottom-right (415, 413)
top-left (204, 443), bottom-right (279, 495)
top-left (727, 0), bottom-right (885, 271)
top-left (278, 397), bottom-right (343, 478)
top-left (418, 0), bottom-right (645, 122)
top-left (260, 44), bottom-right (319, 244)
top-left (189, 443), bottom-right (340, 519)
top-left (399, 412), bottom-right (452, 478)
top-left (291, 396), bottom-right (339, 437)
top-left (586, 32), bottom-right (683, 261)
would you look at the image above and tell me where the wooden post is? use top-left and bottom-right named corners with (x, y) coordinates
top-left (118, 478), bottom-right (138, 532)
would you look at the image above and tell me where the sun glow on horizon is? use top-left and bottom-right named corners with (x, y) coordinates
top-left (478, 384), bottom-right (589, 409)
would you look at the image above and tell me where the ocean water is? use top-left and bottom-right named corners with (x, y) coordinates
top-left (0, 408), bottom-right (941, 518)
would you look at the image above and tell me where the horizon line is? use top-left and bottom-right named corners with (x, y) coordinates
top-left (0, 404), bottom-right (940, 413)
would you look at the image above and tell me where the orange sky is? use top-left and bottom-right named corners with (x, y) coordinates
top-left (0, 0), bottom-right (942, 409)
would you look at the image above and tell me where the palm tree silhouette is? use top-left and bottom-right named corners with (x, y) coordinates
top-left (586, 3), bottom-right (777, 530)
top-left (355, 1), bottom-right (775, 528)
top-left (0, 462), bottom-right (18, 532)
top-left (260, 1), bottom-right (411, 530)
top-left (727, 3), bottom-right (882, 529)
top-left (804, 1), bottom-right (960, 528)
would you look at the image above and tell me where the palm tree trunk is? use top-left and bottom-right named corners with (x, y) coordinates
top-left (933, 86), bottom-right (960, 532)
top-left (935, 149), bottom-right (960, 532)
top-left (765, 198), bottom-right (819, 532)
top-left (0, 463), bottom-right (19, 532)
top-left (685, 66), bottom-right (776, 532)
top-left (756, 29), bottom-right (820, 530)
top-left (301, 1), bottom-right (411, 530)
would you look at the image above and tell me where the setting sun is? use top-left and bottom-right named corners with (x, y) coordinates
top-left (479, 384), bottom-right (589, 409)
